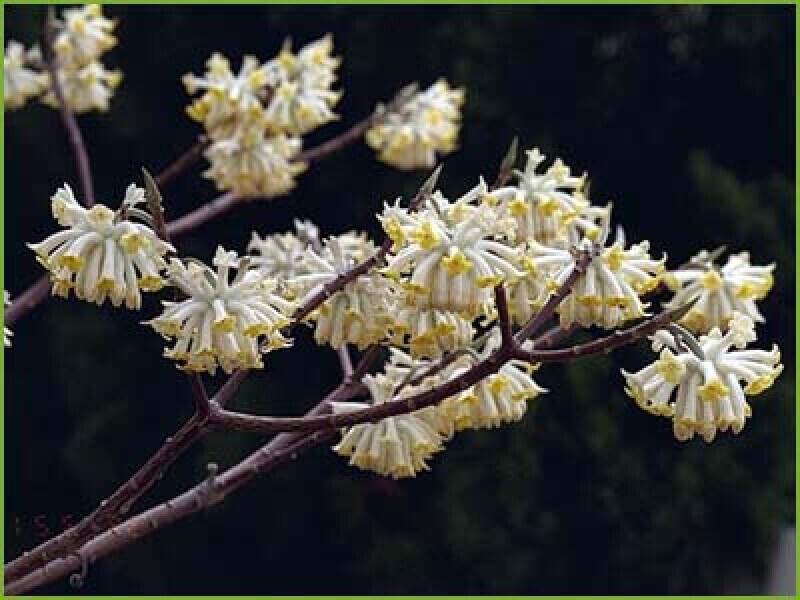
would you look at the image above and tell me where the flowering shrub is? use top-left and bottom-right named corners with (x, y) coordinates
top-left (3, 5), bottom-right (786, 595)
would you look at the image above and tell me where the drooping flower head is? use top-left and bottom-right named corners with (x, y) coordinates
top-left (441, 331), bottom-right (547, 430)
top-left (40, 60), bottom-right (122, 114)
top-left (526, 229), bottom-right (665, 329)
top-left (28, 184), bottom-right (173, 309)
top-left (263, 35), bottom-right (341, 135)
top-left (146, 247), bottom-right (295, 374)
top-left (291, 234), bottom-right (393, 349)
top-left (331, 371), bottom-right (447, 479)
top-left (381, 184), bottom-right (523, 318)
top-left (4, 41), bottom-right (47, 111)
top-left (622, 312), bottom-right (782, 443)
top-left (366, 79), bottom-right (464, 170)
top-left (202, 127), bottom-right (306, 197)
top-left (39, 4), bottom-right (122, 114)
top-left (183, 53), bottom-right (269, 139)
top-left (53, 3), bottom-right (117, 68)
top-left (509, 148), bottom-right (611, 247)
top-left (663, 249), bottom-right (775, 333)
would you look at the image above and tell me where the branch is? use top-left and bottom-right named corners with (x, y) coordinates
top-left (41, 8), bottom-right (95, 207)
top-left (293, 83), bottom-right (417, 165)
top-left (515, 304), bottom-right (694, 363)
top-left (293, 114), bottom-right (378, 165)
top-left (154, 135), bottom-right (210, 188)
top-left (515, 248), bottom-right (593, 343)
top-left (3, 412), bottom-right (211, 585)
top-left (6, 379), bottom-right (363, 595)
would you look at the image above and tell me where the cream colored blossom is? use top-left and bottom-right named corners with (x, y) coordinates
top-left (292, 236), bottom-right (393, 349)
top-left (381, 189), bottom-right (523, 317)
top-left (247, 231), bottom-right (309, 281)
top-left (263, 35), bottom-right (341, 135)
top-left (203, 128), bottom-right (306, 197)
top-left (392, 306), bottom-right (474, 359)
top-left (4, 41), bottom-right (47, 111)
top-left (331, 372), bottom-right (446, 479)
top-left (53, 4), bottom-right (117, 67)
top-left (510, 148), bottom-right (610, 246)
top-left (442, 332), bottom-right (547, 430)
top-left (41, 60), bottom-right (122, 114)
top-left (146, 247), bottom-right (295, 374)
top-left (183, 53), bottom-right (268, 138)
top-left (663, 250), bottom-right (775, 333)
top-left (28, 184), bottom-right (173, 309)
top-left (527, 235), bottom-right (665, 329)
top-left (366, 79), bottom-right (464, 170)
top-left (4, 291), bottom-right (13, 348)
top-left (622, 312), bottom-right (782, 443)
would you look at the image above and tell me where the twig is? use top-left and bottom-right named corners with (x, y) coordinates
top-left (515, 248), bottom-right (594, 343)
top-left (41, 8), bottom-right (95, 208)
top-left (154, 135), bottom-right (210, 188)
top-left (337, 346), bottom-right (354, 378)
top-left (515, 305), bottom-right (695, 363)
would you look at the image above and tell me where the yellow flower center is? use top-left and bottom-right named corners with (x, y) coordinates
top-left (441, 248), bottom-right (473, 276)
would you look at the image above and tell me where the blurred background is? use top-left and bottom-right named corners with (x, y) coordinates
top-left (4, 4), bottom-right (795, 595)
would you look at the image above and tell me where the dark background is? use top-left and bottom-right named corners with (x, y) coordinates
top-left (4, 5), bottom-right (795, 595)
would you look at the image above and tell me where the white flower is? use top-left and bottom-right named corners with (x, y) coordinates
top-left (4, 41), bottom-right (47, 111)
top-left (331, 373), bottom-right (446, 479)
top-left (663, 250), bottom-right (775, 333)
top-left (247, 231), bottom-right (309, 281)
top-left (263, 35), bottom-right (341, 135)
top-left (40, 60), bottom-right (122, 114)
top-left (391, 306), bottom-right (474, 359)
top-left (146, 247), bottom-right (295, 374)
top-left (4, 291), bottom-right (13, 348)
top-left (366, 79), bottom-right (464, 170)
top-left (622, 313), bottom-right (783, 443)
top-left (203, 128), bottom-right (306, 197)
top-left (183, 53), bottom-right (269, 138)
top-left (53, 4), bottom-right (117, 67)
top-left (292, 236), bottom-right (393, 349)
top-left (527, 235), bottom-right (665, 329)
top-left (510, 148), bottom-right (607, 246)
top-left (381, 189), bottom-right (523, 317)
top-left (442, 332), bottom-right (547, 430)
top-left (28, 184), bottom-right (173, 309)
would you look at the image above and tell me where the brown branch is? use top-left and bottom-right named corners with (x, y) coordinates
top-left (515, 305), bottom-right (693, 363)
top-left (6, 377), bottom-right (363, 595)
top-left (41, 8), bottom-right (94, 207)
top-left (515, 248), bottom-right (594, 343)
top-left (4, 276), bottom-right (50, 327)
top-left (3, 412), bottom-right (211, 585)
top-left (154, 135), bottom-right (210, 188)
top-left (293, 114), bottom-right (378, 165)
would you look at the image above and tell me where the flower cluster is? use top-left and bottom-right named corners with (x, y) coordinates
top-left (146, 247), bottom-right (295, 374)
top-left (183, 35), bottom-right (342, 197)
top-left (28, 184), bottom-right (173, 309)
top-left (662, 249), bottom-right (774, 333)
top-left (291, 234), bottom-right (394, 349)
top-left (4, 41), bottom-right (47, 110)
top-left (622, 312), bottom-right (782, 443)
top-left (366, 79), bottom-right (465, 170)
top-left (331, 333), bottom-right (546, 478)
top-left (41, 4), bottom-right (122, 113)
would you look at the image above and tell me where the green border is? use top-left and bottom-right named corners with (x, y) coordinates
top-left (1, 1), bottom-right (797, 599)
